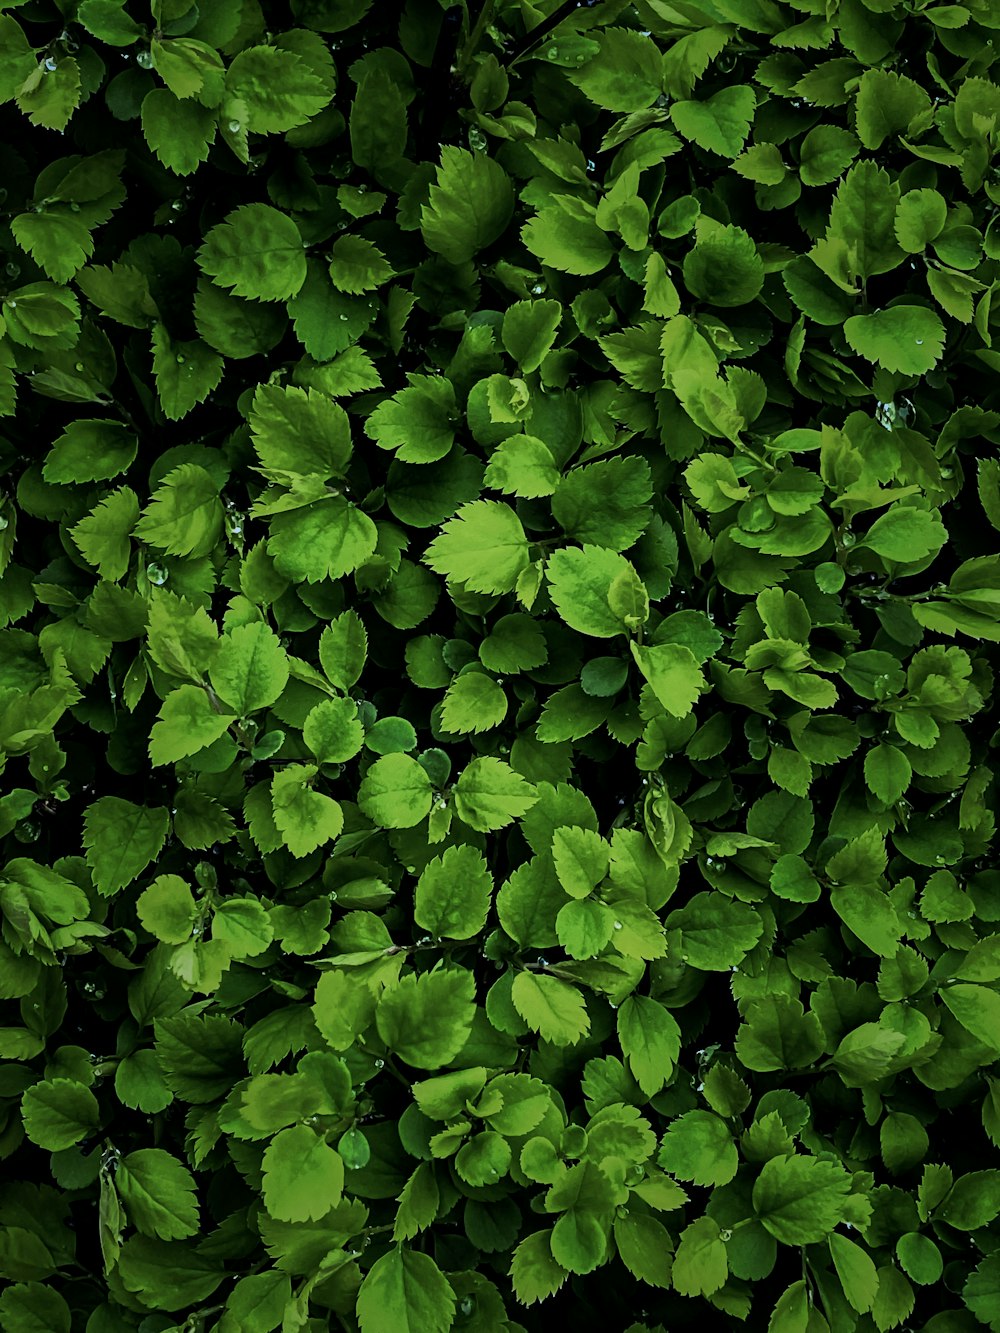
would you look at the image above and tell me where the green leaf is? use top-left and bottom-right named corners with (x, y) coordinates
top-left (249, 382), bottom-right (352, 480)
top-left (484, 435), bottom-right (560, 498)
top-left (423, 501), bottom-right (529, 594)
top-left (659, 1109), bottom-right (737, 1186)
top-left (864, 744), bottom-right (912, 804)
top-left (938, 1170), bottom-right (1000, 1230)
top-left (414, 845), bottom-right (493, 940)
top-left (510, 970), bottom-right (590, 1046)
top-left (16, 56), bottom-right (82, 133)
top-left (509, 1229), bottom-right (570, 1306)
top-left (551, 457), bottom-right (652, 552)
top-left (567, 27), bottom-right (662, 112)
top-left (547, 546), bottom-right (640, 638)
top-left (420, 146), bottom-right (514, 265)
top-left (141, 88), bottom-right (216, 176)
top-left (43, 419), bottom-right (137, 484)
top-left (116, 1236), bottom-right (223, 1312)
top-left (613, 1212), bottom-right (672, 1289)
top-left (896, 1232), bottom-right (943, 1286)
top-left (265, 495), bottom-right (378, 583)
top-left (212, 897), bottom-right (273, 959)
top-left (858, 506), bottom-right (948, 563)
top-left (843, 307), bottom-right (946, 375)
top-left (377, 966), bottom-right (477, 1068)
top-left (453, 756), bottom-right (537, 831)
top-left (134, 463), bottom-right (223, 558)
top-left (502, 299), bottom-right (562, 373)
top-left (149, 685), bottom-right (234, 765)
top-left (670, 85), bottom-right (756, 158)
top-left (830, 883), bottom-right (902, 957)
top-left (209, 622), bottom-right (289, 716)
top-left (667, 893), bottom-right (763, 970)
top-left (319, 610), bottom-right (367, 690)
top-left (21, 1078), bottom-right (100, 1150)
top-left (829, 1233), bottom-right (879, 1314)
top-left (358, 753), bottom-right (433, 829)
top-left (826, 161), bottom-right (902, 281)
top-left (630, 642), bottom-right (704, 717)
top-left (552, 826), bottom-right (609, 899)
top-left (895, 188), bottom-right (948, 254)
top-left (616, 994), bottom-right (680, 1096)
top-left (83, 797), bottom-right (170, 897)
top-left (328, 234), bottom-right (393, 294)
top-left (0, 1282), bottom-right (71, 1333)
top-left (225, 44), bottom-right (330, 133)
top-left (137, 875), bottom-right (197, 945)
top-left (71, 488), bottom-right (139, 581)
top-left (522, 199), bottom-right (614, 277)
top-left (735, 995), bottom-right (825, 1072)
top-left (671, 1216), bottom-right (728, 1296)
top-left (11, 211), bottom-right (94, 285)
top-left (357, 1247), bottom-right (456, 1333)
top-left (262, 1125), bottom-right (344, 1222)
top-left (271, 765), bottom-right (343, 857)
top-left (197, 204), bottom-right (306, 302)
top-left (753, 1155), bottom-right (853, 1245)
top-left (151, 325), bottom-right (224, 421)
top-left (366, 375), bottom-right (457, 465)
top-left (683, 223), bottom-right (764, 307)
top-left (116, 1149), bottom-right (199, 1240)
top-left (941, 983), bottom-right (1000, 1053)
top-left (303, 696), bottom-right (364, 764)
top-left (798, 125), bottom-right (860, 187)
top-left (855, 69), bottom-right (930, 151)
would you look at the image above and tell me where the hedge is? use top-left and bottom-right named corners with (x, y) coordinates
top-left (2, 0), bottom-right (1000, 1330)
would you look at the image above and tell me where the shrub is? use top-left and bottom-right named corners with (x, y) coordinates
top-left (2, 0), bottom-right (1000, 1330)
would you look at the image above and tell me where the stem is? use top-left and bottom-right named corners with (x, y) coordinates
top-left (458, 0), bottom-right (496, 75)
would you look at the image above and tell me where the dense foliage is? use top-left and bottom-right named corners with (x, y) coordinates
top-left (2, 0), bottom-right (1000, 1328)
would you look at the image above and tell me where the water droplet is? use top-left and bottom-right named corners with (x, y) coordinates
top-left (147, 562), bottom-right (169, 586)
top-left (5, 262), bottom-right (19, 279)
top-left (374, 1057), bottom-right (385, 1069)
top-left (228, 119), bottom-right (241, 133)
top-left (915, 338), bottom-right (923, 345)
top-left (0, 516), bottom-right (8, 532)
top-left (613, 921), bottom-right (623, 930)
top-left (176, 354), bottom-right (186, 364)
top-left (842, 532), bottom-right (856, 547)
top-left (44, 56), bottom-right (58, 72)
top-left (137, 49), bottom-right (153, 68)
top-left (171, 199), bottom-right (184, 212)
top-left (547, 45), bottom-right (558, 59)
top-left (459, 1295), bottom-right (475, 1316)
top-left (339, 313), bottom-right (348, 321)
top-left (586, 159), bottom-right (596, 172)
top-left (6, 300), bottom-right (15, 308)
top-left (74, 361), bottom-right (86, 372)
top-left (531, 282), bottom-right (545, 295)
top-left (468, 126), bottom-right (487, 152)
